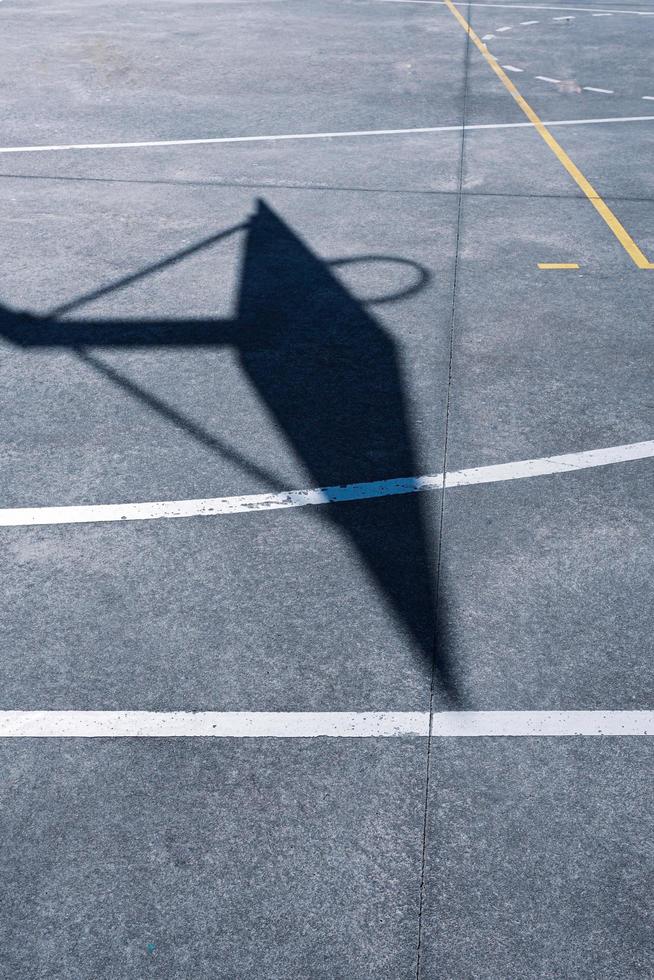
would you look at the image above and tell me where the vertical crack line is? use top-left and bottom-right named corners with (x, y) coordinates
top-left (415, 5), bottom-right (472, 977)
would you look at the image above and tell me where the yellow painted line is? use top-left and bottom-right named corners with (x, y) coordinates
top-left (538, 262), bottom-right (580, 269)
top-left (442, 0), bottom-right (654, 269)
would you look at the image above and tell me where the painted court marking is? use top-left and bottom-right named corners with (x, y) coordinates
top-left (379, 0), bottom-right (654, 13)
top-left (442, 0), bottom-right (654, 269)
top-left (1, 116), bottom-right (654, 156)
top-left (1, 440), bottom-right (652, 528)
top-left (481, 11), bottom-right (650, 101)
top-left (0, 710), bottom-right (651, 738)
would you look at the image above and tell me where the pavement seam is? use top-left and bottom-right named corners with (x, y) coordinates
top-left (414, 3), bottom-right (472, 977)
top-left (2, 171), bottom-right (654, 205)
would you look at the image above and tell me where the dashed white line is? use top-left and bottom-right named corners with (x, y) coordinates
top-left (481, 32), bottom-right (496, 39)
top-left (520, 19), bottom-right (539, 24)
top-left (584, 86), bottom-right (614, 94)
top-left (642, 96), bottom-right (654, 101)
top-left (496, 24), bottom-right (513, 31)
top-left (502, 65), bottom-right (524, 72)
top-left (1, 440), bottom-right (652, 528)
top-left (0, 710), bottom-right (651, 738)
top-left (376, 1), bottom-right (654, 14)
top-left (535, 75), bottom-right (561, 84)
top-left (552, 14), bottom-right (574, 19)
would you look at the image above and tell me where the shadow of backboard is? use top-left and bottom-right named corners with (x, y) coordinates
top-left (0, 199), bottom-right (456, 697)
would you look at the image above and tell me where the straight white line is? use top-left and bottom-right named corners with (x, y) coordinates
top-left (0, 711), bottom-right (651, 737)
top-left (592, 11), bottom-right (613, 14)
top-left (520, 19), bottom-right (540, 23)
top-left (552, 13), bottom-right (575, 18)
top-left (1, 440), bottom-right (652, 528)
top-left (502, 64), bottom-right (524, 71)
top-left (1, 115), bottom-right (653, 155)
top-left (0, 711), bottom-right (428, 738)
top-left (643, 95), bottom-right (654, 100)
top-left (584, 86), bottom-right (615, 93)
top-left (0, 126), bottom-right (478, 154)
top-left (377, 0), bottom-right (654, 13)
top-left (496, 24), bottom-right (513, 30)
top-left (541, 114), bottom-right (654, 125)
top-left (536, 75), bottom-right (562, 83)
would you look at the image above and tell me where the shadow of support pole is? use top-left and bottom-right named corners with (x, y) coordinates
top-left (235, 200), bottom-right (456, 696)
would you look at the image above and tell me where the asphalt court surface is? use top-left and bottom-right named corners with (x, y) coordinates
top-left (0, 0), bottom-right (653, 976)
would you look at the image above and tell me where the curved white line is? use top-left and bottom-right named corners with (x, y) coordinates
top-left (0, 116), bottom-right (653, 155)
top-left (0, 440), bottom-right (652, 528)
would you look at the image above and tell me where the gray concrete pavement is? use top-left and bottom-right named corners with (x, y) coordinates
top-left (0, 0), bottom-right (652, 976)
top-left (0, 739), bottom-right (425, 979)
top-left (421, 737), bottom-right (653, 979)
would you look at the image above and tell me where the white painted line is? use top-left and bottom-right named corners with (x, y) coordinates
top-left (0, 125), bottom-right (490, 154)
top-left (520, 19), bottom-right (539, 24)
top-left (552, 14), bottom-right (574, 18)
top-left (443, 441), bottom-right (654, 488)
top-left (584, 86), bottom-right (614, 94)
top-left (592, 11), bottom-right (613, 14)
top-left (481, 32), bottom-right (496, 38)
top-left (496, 24), bottom-right (513, 30)
top-left (542, 114), bottom-right (654, 126)
top-left (536, 75), bottom-right (561, 83)
top-left (1, 440), bottom-right (651, 528)
top-left (502, 65), bottom-right (524, 72)
top-left (642, 96), bottom-right (654, 100)
top-left (0, 710), bottom-right (651, 738)
top-left (0, 711), bottom-right (429, 738)
top-left (376, 0), bottom-right (654, 14)
top-left (1, 115), bottom-right (653, 156)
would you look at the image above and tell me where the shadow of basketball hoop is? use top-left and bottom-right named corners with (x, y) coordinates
top-left (0, 198), bottom-right (458, 699)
